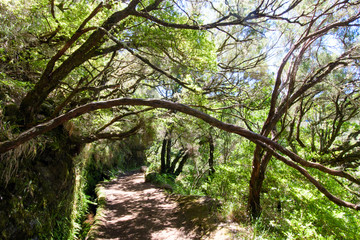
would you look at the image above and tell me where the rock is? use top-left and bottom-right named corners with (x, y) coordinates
top-left (140, 166), bottom-right (148, 173)
top-left (145, 172), bottom-right (157, 183)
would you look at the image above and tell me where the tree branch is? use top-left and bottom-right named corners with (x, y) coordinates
top-left (95, 107), bottom-right (154, 133)
top-left (2, 98), bottom-right (360, 187)
top-left (19, 0), bottom-right (142, 122)
top-left (44, 3), bottom-right (104, 78)
top-left (254, 140), bottom-right (360, 210)
top-left (71, 121), bottom-right (143, 143)
top-left (99, 27), bottom-right (195, 92)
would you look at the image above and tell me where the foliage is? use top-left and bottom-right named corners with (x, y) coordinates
top-left (255, 160), bottom-right (360, 239)
top-left (172, 141), bottom-right (360, 239)
top-left (1, 0), bottom-right (360, 238)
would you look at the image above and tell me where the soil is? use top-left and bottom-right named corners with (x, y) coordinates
top-left (87, 171), bottom-right (247, 240)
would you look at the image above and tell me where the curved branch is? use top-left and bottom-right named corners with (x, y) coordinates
top-left (95, 107), bottom-right (154, 133)
top-left (1, 98), bottom-right (359, 186)
top-left (99, 27), bottom-right (195, 91)
top-left (72, 121), bottom-right (143, 143)
top-left (132, 11), bottom-right (239, 30)
top-left (44, 3), bottom-right (104, 77)
top-left (19, 0), bottom-right (141, 122)
top-left (131, 0), bottom-right (305, 31)
top-left (254, 140), bottom-right (360, 210)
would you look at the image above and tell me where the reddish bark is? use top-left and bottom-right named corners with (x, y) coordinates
top-left (1, 98), bottom-right (359, 211)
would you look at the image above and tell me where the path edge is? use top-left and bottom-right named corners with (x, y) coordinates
top-left (85, 183), bottom-right (107, 240)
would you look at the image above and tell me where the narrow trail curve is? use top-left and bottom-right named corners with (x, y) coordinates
top-left (89, 172), bottom-right (202, 240)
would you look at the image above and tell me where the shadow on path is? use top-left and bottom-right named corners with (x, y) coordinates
top-left (90, 172), bottom-right (219, 240)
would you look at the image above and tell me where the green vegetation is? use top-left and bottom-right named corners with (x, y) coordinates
top-left (0, 0), bottom-right (359, 239)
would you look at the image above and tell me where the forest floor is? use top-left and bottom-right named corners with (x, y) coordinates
top-left (86, 171), bottom-right (251, 240)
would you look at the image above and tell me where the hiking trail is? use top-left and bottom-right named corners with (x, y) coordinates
top-left (87, 172), bottom-right (248, 240)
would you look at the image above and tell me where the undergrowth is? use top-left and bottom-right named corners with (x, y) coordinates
top-left (159, 157), bottom-right (360, 239)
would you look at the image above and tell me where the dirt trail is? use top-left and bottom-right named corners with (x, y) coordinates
top-left (87, 171), bottom-right (248, 240)
top-left (88, 172), bottom-right (203, 239)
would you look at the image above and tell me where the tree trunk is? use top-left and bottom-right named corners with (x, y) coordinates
top-left (160, 138), bottom-right (167, 174)
top-left (19, 4), bottom-right (140, 124)
top-left (248, 150), bottom-right (263, 219)
top-left (169, 150), bottom-right (185, 174)
top-left (248, 148), bottom-right (272, 219)
top-left (174, 152), bottom-right (189, 176)
top-left (165, 138), bottom-right (171, 171)
top-left (209, 135), bottom-right (215, 175)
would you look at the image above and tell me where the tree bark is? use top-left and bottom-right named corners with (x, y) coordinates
top-left (19, 1), bottom-right (141, 123)
top-left (248, 151), bottom-right (272, 219)
top-left (71, 123), bottom-right (142, 143)
top-left (208, 135), bottom-right (215, 175)
top-left (160, 138), bottom-right (167, 174)
top-left (1, 98), bottom-right (360, 211)
top-left (174, 152), bottom-right (189, 176)
top-left (166, 138), bottom-right (171, 171)
top-left (169, 150), bottom-right (185, 174)
top-left (248, 151), bottom-right (262, 219)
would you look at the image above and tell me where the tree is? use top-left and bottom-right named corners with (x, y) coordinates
top-left (247, 0), bottom-right (360, 218)
top-left (1, 0), bottom-right (360, 221)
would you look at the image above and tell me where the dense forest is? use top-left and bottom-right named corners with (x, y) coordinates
top-left (0, 0), bottom-right (359, 239)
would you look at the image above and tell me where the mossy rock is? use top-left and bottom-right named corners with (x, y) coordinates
top-left (144, 172), bottom-right (159, 183)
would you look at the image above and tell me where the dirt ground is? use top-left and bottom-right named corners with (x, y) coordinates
top-left (87, 172), bottom-right (249, 240)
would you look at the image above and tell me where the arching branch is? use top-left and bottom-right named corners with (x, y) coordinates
top-left (71, 121), bottom-right (143, 143)
top-left (1, 98), bottom-right (360, 210)
top-left (1, 98), bottom-right (359, 183)
top-left (254, 140), bottom-right (360, 210)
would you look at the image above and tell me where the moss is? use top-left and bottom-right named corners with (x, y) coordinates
top-left (0, 113), bottom-right (149, 238)
top-left (85, 185), bottom-right (107, 240)
top-left (95, 185), bottom-right (107, 207)
top-left (0, 127), bottom-right (79, 239)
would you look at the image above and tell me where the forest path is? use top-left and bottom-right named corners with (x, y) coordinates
top-left (87, 171), bottom-right (241, 240)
